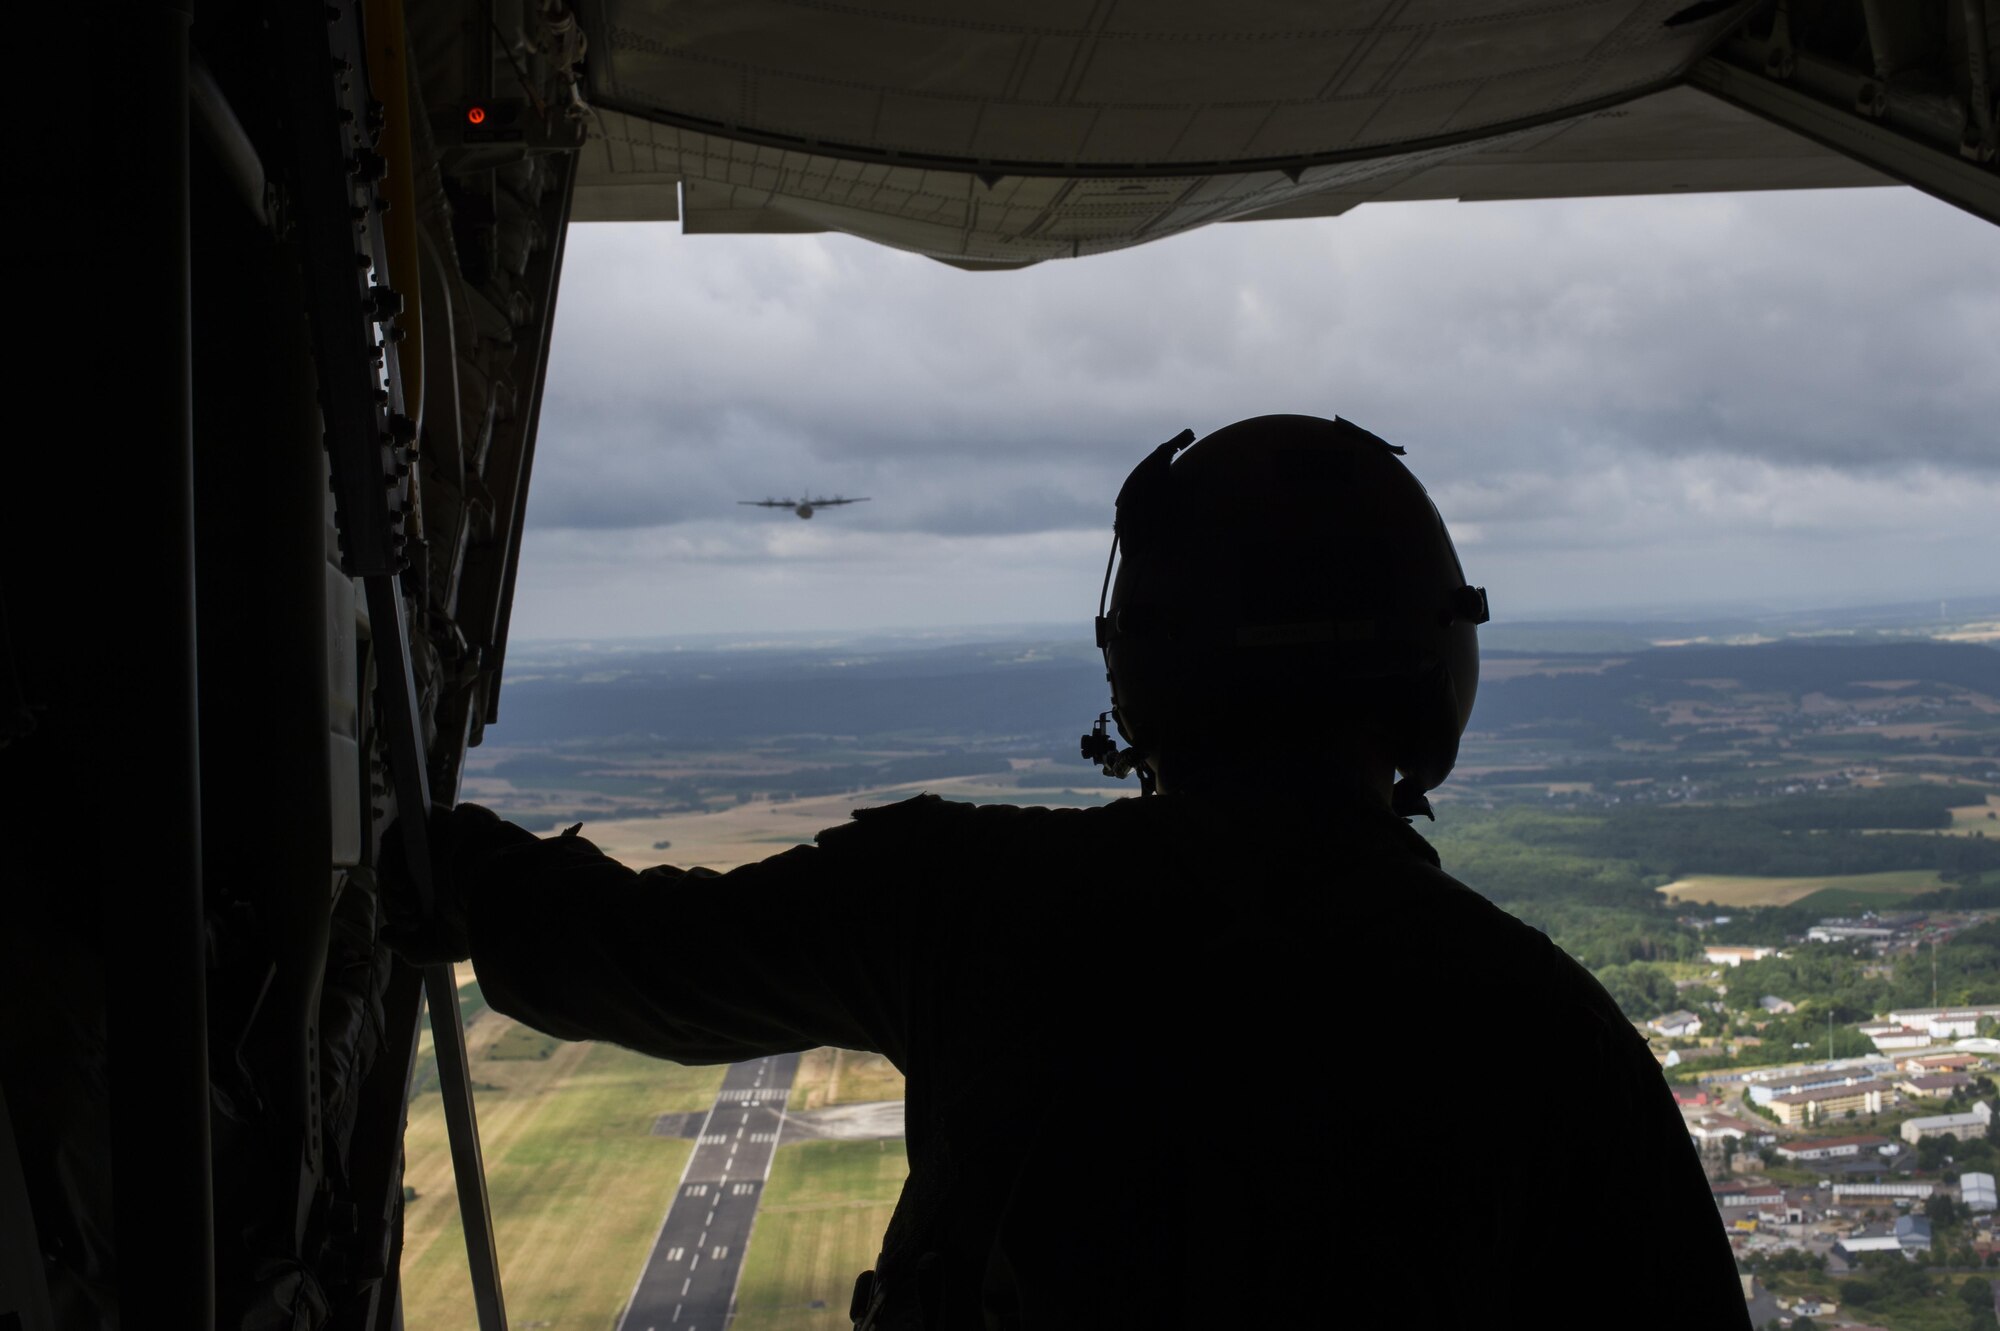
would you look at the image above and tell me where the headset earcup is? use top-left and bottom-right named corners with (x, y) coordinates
top-left (1391, 664), bottom-right (1464, 796)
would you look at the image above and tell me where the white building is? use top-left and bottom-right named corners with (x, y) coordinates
top-left (1900, 1100), bottom-right (1994, 1144)
top-left (1962, 1172), bottom-right (1998, 1213)
top-left (1833, 1181), bottom-right (1936, 1203)
top-left (1749, 1071), bottom-right (1891, 1107)
top-left (1770, 1081), bottom-right (1889, 1126)
top-left (1776, 1135), bottom-right (1893, 1162)
top-left (1689, 1116), bottom-right (1767, 1145)
top-left (1650, 1010), bottom-right (1702, 1038)
top-left (1706, 945), bottom-right (1777, 967)
top-left (1732, 1055), bottom-right (1895, 1094)
top-left (1810, 922), bottom-right (1899, 944)
top-left (1712, 1181), bottom-right (1785, 1209)
top-left (1869, 1027), bottom-right (1934, 1052)
top-left (1889, 1006), bottom-right (2000, 1030)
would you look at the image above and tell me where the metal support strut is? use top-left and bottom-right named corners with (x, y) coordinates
top-left (366, 574), bottom-right (507, 1331)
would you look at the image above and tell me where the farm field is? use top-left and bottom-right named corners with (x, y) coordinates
top-left (400, 1018), bottom-right (726, 1331)
top-left (1658, 869), bottom-right (1953, 908)
top-left (1952, 795), bottom-right (2000, 834)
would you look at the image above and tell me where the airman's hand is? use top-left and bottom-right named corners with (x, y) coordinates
top-left (378, 803), bottom-right (537, 964)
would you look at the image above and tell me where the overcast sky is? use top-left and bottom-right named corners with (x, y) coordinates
top-left (511, 185), bottom-right (1997, 640)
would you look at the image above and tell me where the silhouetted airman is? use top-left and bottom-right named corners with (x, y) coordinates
top-left (389, 416), bottom-right (1749, 1329)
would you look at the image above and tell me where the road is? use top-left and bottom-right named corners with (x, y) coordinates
top-left (618, 1052), bottom-right (801, 1331)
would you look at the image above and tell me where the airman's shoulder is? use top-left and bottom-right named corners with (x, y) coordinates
top-left (814, 792), bottom-right (1116, 855)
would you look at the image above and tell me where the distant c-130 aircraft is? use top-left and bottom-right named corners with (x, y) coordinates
top-left (738, 493), bottom-right (870, 519)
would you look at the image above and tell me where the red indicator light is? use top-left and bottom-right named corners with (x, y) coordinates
top-left (466, 105), bottom-right (487, 125)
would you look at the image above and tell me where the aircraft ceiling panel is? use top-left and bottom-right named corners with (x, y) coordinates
top-left (1233, 84), bottom-right (1891, 215)
top-left (573, 85), bottom-right (1892, 259)
top-left (578, 0), bottom-right (1757, 173)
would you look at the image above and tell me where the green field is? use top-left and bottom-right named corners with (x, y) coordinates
top-left (401, 1026), bottom-right (726, 1330)
top-left (1952, 797), bottom-right (2000, 834)
top-left (729, 1140), bottom-right (910, 1331)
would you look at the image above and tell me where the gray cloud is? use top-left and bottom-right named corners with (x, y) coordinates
top-left (511, 187), bottom-right (1998, 636)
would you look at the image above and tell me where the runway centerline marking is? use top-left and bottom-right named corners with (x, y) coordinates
top-left (617, 1051), bottom-right (802, 1331)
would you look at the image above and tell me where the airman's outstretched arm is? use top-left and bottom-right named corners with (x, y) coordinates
top-left (387, 803), bottom-right (917, 1067)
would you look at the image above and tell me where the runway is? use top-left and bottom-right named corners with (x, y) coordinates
top-left (617, 1052), bottom-right (801, 1331)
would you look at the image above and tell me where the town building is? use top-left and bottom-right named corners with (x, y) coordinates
top-left (1963, 1172), bottom-right (1998, 1213)
top-left (1900, 1053), bottom-right (1980, 1075)
top-left (1896, 1072), bottom-right (1973, 1098)
top-left (1749, 1070), bottom-right (1890, 1108)
top-left (1833, 1181), bottom-right (1936, 1204)
top-left (1810, 920), bottom-right (1902, 945)
top-left (1712, 1181), bottom-right (1785, 1209)
top-left (1705, 945), bottom-right (1777, 967)
top-left (1650, 1010), bottom-right (1702, 1038)
top-left (1868, 1026), bottom-right (1934, 1052)
top-left (1775, 1135), bottom-right (1893, 1162)
top-left (1769, 1080), bottom-right (1889, 1126)
top-left (1832, 1215), bottom-right (1936, 1263)
top-left (1899, 1100), bottom-right (1993, 1144)
top-left (1690, 1115), bottom-right (1770, 1146)
top-left (1887, 1005), bottom-right (2000, 1033)
top-left (1834, 1231), bottom-right (1904, 1257)
top-left (1759, 995), bottom-right (1797, 1015)
top-left (1728, 1055), bottom-right (1895, 1096)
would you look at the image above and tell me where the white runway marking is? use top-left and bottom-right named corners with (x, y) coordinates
top-left (619, 1052), bottom-right (802, 1331)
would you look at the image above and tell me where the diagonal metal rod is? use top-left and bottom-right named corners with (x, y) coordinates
top-left (365, 572), bottom-right (507, 1331)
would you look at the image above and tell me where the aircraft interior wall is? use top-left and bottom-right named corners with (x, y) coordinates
top-left (0, 2), bottom-right (1990, 1328)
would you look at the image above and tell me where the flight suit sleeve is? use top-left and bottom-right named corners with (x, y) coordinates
top-left (458, 813), bottom-right (917, 1067)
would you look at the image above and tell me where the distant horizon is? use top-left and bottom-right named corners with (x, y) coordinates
top-left (504, 588), bottom-right (2000, 654)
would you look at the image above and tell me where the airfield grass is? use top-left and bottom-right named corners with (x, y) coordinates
top-left (1657, 869), bottom-right (1953, 908)
top-left (788, 1046), bottom-right (907, 1111)
top-left (487, 1022), bottom-right (561, 1060)
top-left (729, 1140), bottom-right (909, 1331)
top-left (400, 1019), bottom-right (726, 1331)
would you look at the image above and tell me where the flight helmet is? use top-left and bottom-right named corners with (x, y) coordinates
top-left (1082, 415), bottom-right (1489, 817)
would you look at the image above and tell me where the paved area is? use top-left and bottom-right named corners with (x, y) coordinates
top-left (617, 1052), bottom-right (800, 1331)
top-left (777, 1099), bottom-right (905, 1141)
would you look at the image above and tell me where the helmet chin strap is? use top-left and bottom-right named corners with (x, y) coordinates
top-left (1390, 777), bottom-right (1434, 821)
